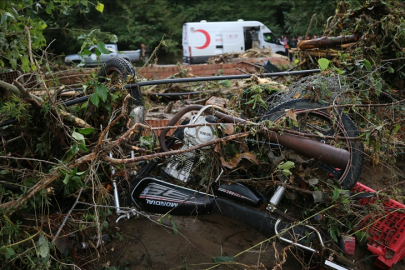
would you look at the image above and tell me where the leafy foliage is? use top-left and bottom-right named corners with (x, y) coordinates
top-left (0, 0), bottom-right (103, 72)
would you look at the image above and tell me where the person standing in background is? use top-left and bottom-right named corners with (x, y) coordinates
top-left (289, 37), bottom-right (297, 62)
top-left (283, 36), bottom-right (290, 61)
top-left (140, 43), bottom-right (149, 64)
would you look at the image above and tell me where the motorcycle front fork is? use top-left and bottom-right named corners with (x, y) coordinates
top-left (111, 151), bottom-right (140, 223)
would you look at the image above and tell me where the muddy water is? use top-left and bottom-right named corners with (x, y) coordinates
top-left (100, 213), bottom-right (299, 269)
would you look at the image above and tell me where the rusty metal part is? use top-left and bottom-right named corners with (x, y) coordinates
top-left (158, 105), bottom-right (350, 169)
top-left (298, 34), bottom-right (360, 50)
top-left (265, 131), bottom-right (350, 169)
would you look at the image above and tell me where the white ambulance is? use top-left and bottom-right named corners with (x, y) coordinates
top-left (182, 20), bottom-right (285, 64)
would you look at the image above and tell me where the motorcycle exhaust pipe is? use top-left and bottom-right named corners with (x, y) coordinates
top-left (265, 131), bottom-right (350, 169)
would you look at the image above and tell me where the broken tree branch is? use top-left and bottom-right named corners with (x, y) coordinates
top-left (0, 152), bottom-right (97, 214)
top-left (103, 131), bottom-right (252, 164)
top-left (298, 34), bottom-right (360, 50)
top-left (25, 26), bottom-right (34, 66)
top-left (13, 80), bottom-right (43, 107)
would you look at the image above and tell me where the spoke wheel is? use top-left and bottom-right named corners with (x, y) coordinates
top-left (261, 99), bottom-right (364, 190)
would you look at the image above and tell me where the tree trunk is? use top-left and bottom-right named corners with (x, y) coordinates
top-left (298, 34), bottom-right (360, 50)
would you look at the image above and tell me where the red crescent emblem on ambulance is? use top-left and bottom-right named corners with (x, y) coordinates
top-left (194, 29), bottom-right (210, 49)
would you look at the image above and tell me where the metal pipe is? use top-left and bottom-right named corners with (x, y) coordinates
top-left (267, 131), bottom-right (350, 169)
top-left (125, 69), bottom-right (321, 88)
top-left (324, 260), bottom-right (350, 270)
top-left (112, 180), bottom-right (121, 214)
top-left (64, 70), bottom-right (320, 106)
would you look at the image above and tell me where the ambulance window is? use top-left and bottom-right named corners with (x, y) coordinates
top-left (263, 33), bottom-right (276, 43)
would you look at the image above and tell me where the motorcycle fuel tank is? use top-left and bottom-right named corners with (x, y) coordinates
top-left (131, 177), bottom-right (215, 215)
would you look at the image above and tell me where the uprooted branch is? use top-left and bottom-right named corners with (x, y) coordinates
top-left (0, 152), bottom-right (97, 214)
top-left (0, 79), bottom-right (92, 128)
top-left (104, 131), bottom-right (252, 164)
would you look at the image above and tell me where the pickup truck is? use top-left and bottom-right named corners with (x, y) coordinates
top-left (64, 44), bottom-right (140, 66)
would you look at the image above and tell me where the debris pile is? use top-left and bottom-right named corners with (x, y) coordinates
top-left (208, 47), bottom-right (285, 64)
top-left (1, 0), bottom-right (405, 269)
top-left (294, 0), bottom-right (405, 92)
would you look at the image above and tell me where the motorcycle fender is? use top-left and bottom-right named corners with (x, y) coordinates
top-left (131, 177), bottom-right (215, 215)
top-left (217, 183), bottom-right (262, 206)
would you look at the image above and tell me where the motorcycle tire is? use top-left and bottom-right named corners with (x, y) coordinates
top-left (97, 57), bottom-right (142, 107)
top-left (260, 98), bottom-right (364, 190)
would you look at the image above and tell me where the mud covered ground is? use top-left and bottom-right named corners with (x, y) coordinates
top-left (82, 160), bottom-right (405, 270)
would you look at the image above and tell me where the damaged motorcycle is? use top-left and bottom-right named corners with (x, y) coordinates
top-left (99, 58), bottom-right (364, 269)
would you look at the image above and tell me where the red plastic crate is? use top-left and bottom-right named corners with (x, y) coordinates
top-left (352, 182), bottom-right (405, 269)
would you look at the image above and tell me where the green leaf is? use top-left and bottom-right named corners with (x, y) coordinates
top-left (80, 41), bottom-right (88, 52)
top-left (63, 174), bottom-right (71, 185)
top-left (318, 58), bottom-right (330, 71)
top-left (340, 198), bottom-right (350, 204)
top-left (96, 42), bottom-right (110, 54)
top-left (95, 84), bottom-right (108, 102)
top-left (75, 171), bottom-right (87, 176)
top-left (95, 47), bottom-right (101, 57)
top-left (334, 67), bottom-right (343, 74)
top-left (95, 1), bottom-right (104, 13)
top-left (213, 256), bottom-right (235, 263)
top-left (45, 1), bottom-right (54, 14)
top-left (90, 93), bottom-right (100, 107)
top-left (37, 234), bottom-right (49, 258)
top-left (3, 12), bottom-right (15, 20)
top-left (363, 59), bottom-right (372, 71)
top-left (315, 131), bottom-right (324, 138)
top-left (218, 80), bottom-right (231, 88)
top-left (375, 80), bottom-right (382, 95)
top-left (282, 169), bottom-right (292, 177)
top-left (72, 131), bottom-right (85, 141)
top-left (392, 123), bottom-right (401, 136)
top-left (5, 247), bottom-right (15, 259)
top-left (171, 220), bottom-right (179, 235)
top-left (10, 58), bottom-right (17, 69)
top-left (278, 161), bottom-right (295, 170)
top-left (78, 128), bottom-right (94, 135)
top-left (79, 142), bottom-right (89, 152)
top-left (355, 231), bottom-right (368, 243)
top-left (82, 49), bottom-right (91, 57)
top-left (36, 21), bottom-right (47, 30)
top-left (0, 170), bottom-right (10, 175)
top-left (329, 228), bottom-right (338, 242)
top-left (331, 187), bottom-right (340, 203)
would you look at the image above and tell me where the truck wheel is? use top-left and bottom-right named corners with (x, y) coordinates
top-left (260, 99), bottom-right (364, 190)
top-left (97, 57), bottom-right (142, 107)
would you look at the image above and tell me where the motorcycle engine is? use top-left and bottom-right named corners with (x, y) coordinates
top-left (164, 115), bottom-right (218, 182)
